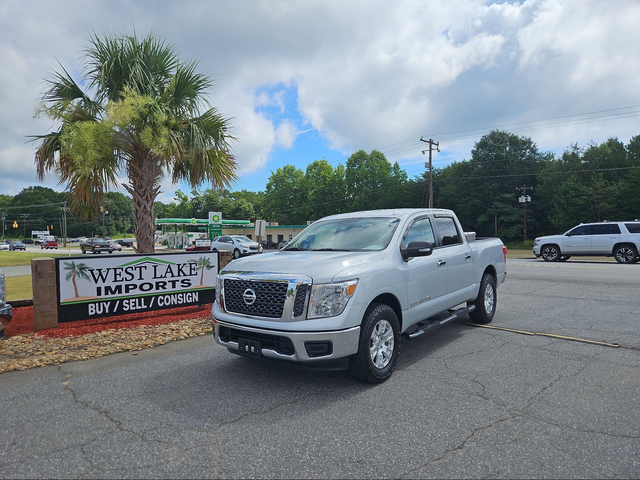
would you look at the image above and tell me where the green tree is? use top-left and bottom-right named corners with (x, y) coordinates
top-left (434, 131), bottom-right (548, 241)
top-left (303, 159), bottom-right (345, 220)
top-left (263, 165), bottom-right (306, 224)
top-left (10, 186), bottom-right (65, 237)
top-left (32, 32), bottom-right (237, 253)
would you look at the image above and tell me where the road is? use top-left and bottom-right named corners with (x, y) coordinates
top-left (0, 258), bottom-right (638, 478)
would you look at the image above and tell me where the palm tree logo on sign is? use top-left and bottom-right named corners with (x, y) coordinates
top-left (62, 261), bottom-right (91, 300)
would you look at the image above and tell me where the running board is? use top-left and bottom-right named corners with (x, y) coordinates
top-left (403, 305), bottom-right (476, 339)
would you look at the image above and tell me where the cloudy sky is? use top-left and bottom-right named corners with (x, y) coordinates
top-left (1, 0), bottom-right (639, 203)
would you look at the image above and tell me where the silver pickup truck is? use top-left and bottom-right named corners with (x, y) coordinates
top-left (211, 208), bottom-right (507, 383)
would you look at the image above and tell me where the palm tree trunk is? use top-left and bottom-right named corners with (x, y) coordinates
top-left (125, 151), bottom-right (162, 254)
top-left (72, 273), bottom-right (79, 298)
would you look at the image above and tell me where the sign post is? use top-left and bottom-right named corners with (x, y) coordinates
top-left (255, 220), bottom-right (266, 248)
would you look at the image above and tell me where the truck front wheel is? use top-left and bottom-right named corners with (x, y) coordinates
top-left (541, 245), bottom-right (560, 262)
top-left (350, 303), bottom-right (400, 384)
top-left (469, 273), bottom-right (496, 324)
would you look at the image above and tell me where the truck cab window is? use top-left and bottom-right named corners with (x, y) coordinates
top-left (434, 217), bottom-right (461, 246)
top-left (404, 218), bottom-right (435, 246)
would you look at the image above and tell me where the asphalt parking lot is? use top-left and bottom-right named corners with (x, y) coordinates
top-left (0, 258), bottom-right (638, 478)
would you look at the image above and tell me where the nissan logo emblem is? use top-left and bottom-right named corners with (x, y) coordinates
top-left (243, 288), bottom-right (257, 306)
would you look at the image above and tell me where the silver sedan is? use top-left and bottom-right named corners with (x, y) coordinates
top-left (210, 235), bottom-right (262, 259)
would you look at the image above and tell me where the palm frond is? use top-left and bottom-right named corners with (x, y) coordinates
top-left (84, 32), bottom-right (178, 102)
top-left (163, 60), bottom-right (213, 114)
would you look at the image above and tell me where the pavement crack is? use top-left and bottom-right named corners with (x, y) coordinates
top-left (213, 391), bottom-right (323, 430)
top-left (399, 414), bottom-right (519, 478)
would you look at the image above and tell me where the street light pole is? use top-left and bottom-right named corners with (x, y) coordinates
top-left (516, 185), bottom-right (533, 242)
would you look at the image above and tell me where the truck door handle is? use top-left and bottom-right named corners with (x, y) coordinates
top-left (437, 259), bottom-right (446, 267)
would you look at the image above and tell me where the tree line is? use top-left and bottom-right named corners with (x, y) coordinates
top-left (4, 130), bottom-right (639, 244)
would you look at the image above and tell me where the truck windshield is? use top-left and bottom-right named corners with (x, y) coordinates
top-left (284, 217), bottom-right (399, 251)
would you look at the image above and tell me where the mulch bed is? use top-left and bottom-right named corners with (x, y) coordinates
top-left (0, 304), bottom-right (215, 374)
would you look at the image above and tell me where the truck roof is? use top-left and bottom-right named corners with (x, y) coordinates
top-left (320, 208), bottom-right (455, 221)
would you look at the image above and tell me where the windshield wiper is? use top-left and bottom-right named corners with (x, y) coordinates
top-left (283, 247), bottom-right (308, 251)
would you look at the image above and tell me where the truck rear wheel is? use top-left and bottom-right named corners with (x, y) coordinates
top-left (350, 303), bottom-right (400, 384)
top-left (614, 245), bottom-right (637, 264)
top-left (469, 273), bottom-right (496, 324)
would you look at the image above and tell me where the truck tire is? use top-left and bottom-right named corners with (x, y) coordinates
top-left (541, 244), bottom-right (560, 262)
top-left (469, 273), bottom-right (496, 324)
top-left (350, 303), bottom-right (400, 384)
top-left (613, 244), bottom-right (637, 264)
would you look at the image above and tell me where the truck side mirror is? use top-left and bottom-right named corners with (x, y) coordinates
top-left (401, 241), bottom-right (433, 260)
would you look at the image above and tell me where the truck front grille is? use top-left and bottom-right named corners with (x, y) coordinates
top-left (293, 283), bottom-right (308, 317)
top-left (224, 279), bottom-right (288, 318)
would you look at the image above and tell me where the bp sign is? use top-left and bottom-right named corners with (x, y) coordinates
top-left (208, 211), bottom-right (222, 237)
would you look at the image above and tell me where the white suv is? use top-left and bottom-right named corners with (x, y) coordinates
top-left (533, 221), bottom-right (640, 263)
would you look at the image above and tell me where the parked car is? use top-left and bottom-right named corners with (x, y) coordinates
top-left (21, 238), bottom-right (34, 244)
top-left (41, 236), bottom-right (58, 249)
top-left (116, 239), bottom-right (135, 248)
top-left (110, 242), bottom-right (122, 252)
top-left (9, 241), bottom-right (26, 251)
top-left (210, 235), bottom-right (262, 259)
top-left (278, 240), bottom-right (290, 249)
top-left (81, 237), bottom-right (113, 254)
top-left (533, 220), bottom-right (640, 263)
top-left (0, 241), bottom-right (10, 251)
top-left (260, 240), bottom-right (277, 250)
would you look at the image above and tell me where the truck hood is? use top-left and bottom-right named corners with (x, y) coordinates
top-left (535, 234), bottom-right (566, 241)
top-left (221, 250), bottom-right (385, 283)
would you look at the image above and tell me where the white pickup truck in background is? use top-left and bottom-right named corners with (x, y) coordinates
top-left (211, 208), bottom-right (507, 383)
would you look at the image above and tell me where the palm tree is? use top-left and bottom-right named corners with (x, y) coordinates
top-left (63, 261), bottom-right (91, 298)
top-left (192, 256), bottom-right (214, 286)
top-left (32, 32), bottom-right (237, 253)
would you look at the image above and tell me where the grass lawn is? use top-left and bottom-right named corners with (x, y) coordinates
top-left (0, 250), bottom-right (78, 267)
top-left (5, 275), bottom-right (32, 301)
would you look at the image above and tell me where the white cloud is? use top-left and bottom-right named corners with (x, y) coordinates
top-left (275, 120), bottom-right (298, 150)
top-left (0, 0), bottom-right (639, 201)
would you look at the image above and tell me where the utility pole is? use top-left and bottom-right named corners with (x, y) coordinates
top-left (20, 213), bottom-right (29, 239)
top-left (421, 137), bottom-right (439, 208)
top-left (1, 212), bottom-right (5, 239)
top-left (516, 185), bottom-right (533, 242)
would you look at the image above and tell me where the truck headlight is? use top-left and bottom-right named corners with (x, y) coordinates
top-left (307, 280), bottom-right (358, 319)
top-left (215, 274), bottom-right (222, 306)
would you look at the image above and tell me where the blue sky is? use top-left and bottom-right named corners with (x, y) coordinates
top-left (1, 0), bottom-right (639, 203)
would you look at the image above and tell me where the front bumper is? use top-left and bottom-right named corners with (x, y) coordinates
top-left (212, 318), bottom-right (360, 364)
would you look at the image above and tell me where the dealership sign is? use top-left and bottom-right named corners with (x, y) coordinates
top-left (55, 252), bottom-right (218, 322)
